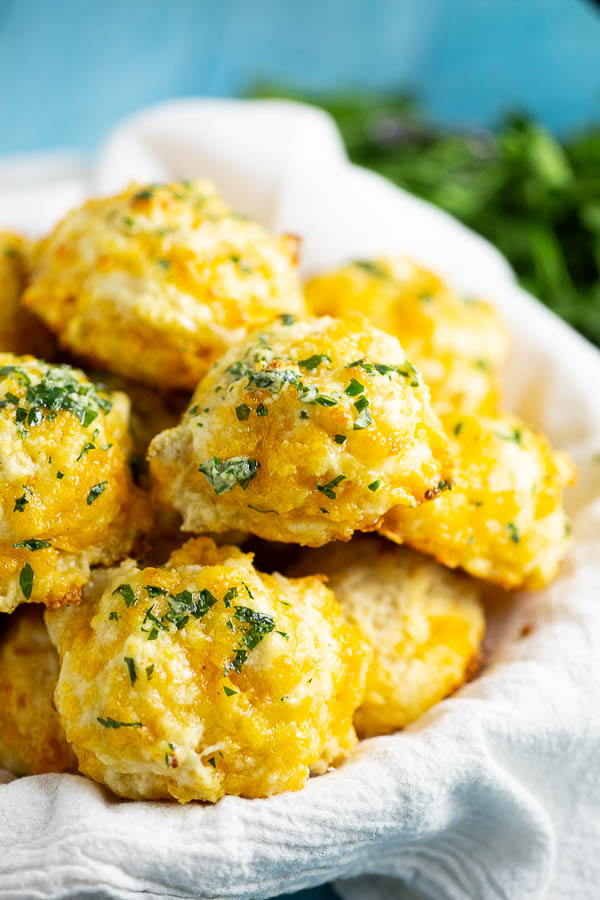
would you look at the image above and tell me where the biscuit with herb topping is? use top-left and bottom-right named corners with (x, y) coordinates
top-left (381, 412), bottom-right (575, 589)
top-left (148, 316), bottom-right (452, 546)
top-left (0, 354), bottom-right (151, 612)
top-left (23, 181), bottom-right (306, 389)
top-left (45, 537), bottom-right (369, 803)
top-left (305, 257), bottom-right (508, 415)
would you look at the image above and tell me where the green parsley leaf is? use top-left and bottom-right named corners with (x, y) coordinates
top-left (223, 685), bottom-right (237, 697)
top-left (280, 313), bottom-right (296, 326)
top-left (199, 457), bottom-right (259, 494)
top-left (113, 584), bottom-right (137, 607)
top-left (87, 481), bottom-right (108, 504)
top-left (235, 403), bottom-right (251, 420)
top-left (146, 664), bottom-right (154, 681)
top-left (226, 606), bottom-right (275, 674)
top-left (19, 563), bottom-right (34, 599)
top-left (507, 522), bottom-right (520, 544)
top-left (344, 378), bottom-right (364, 396)
top-left (368, 480), bottom-right (380, 491)
top-left (256, 403), bottom-right (268, 416)
top-left (76, 442), bottom-right (95, 461)
top-left (124, 657), bottom-right (137, 685)
top-left (334, 434), bottom-right (346, 444)
top-left (13, 539), bottom-right (50, 551)
top-left (97, 717), bottom-right (142, 729)
top-left (13, 489), bottom-right (30, 512)
top-left (316, 474), bottom-right (346, 500)
top-left (298, 354), bottom-right (331, 371)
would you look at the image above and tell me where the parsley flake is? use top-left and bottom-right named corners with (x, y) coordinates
top-left (316, 474), bottom-right (346, 500)
top-left (199, 457), bottom-right (259, 494)
top-left (13, 539), bottom-right (50, 551)
top-left (87, 481), bottom-right (108, 504)
top-left (97, 717), bottom-right (142, 729)
top-left (19, 563), bottom-right (34, 599)
top-left (124, 657), bottom-right (137, 685)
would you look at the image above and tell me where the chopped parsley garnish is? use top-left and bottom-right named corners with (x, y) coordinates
top-left (223, 685), bottom-right (237, 697)
top-left (222, 587), bottom-right (238, 608)
top-left (124, 657), bottom-right (137, 685)
top-left (13, 488), bottom-right (30, 512)
top-left (146, 664), bottom-right (154, 681)
top-left (56, 470), bottom-right (64, 479)
top-left (298, 354), bottom-right (331, 371)
top-left (19, 563), bottom-right (34, 599)
top-left (247, 503), bottom-right (278, 514)
top-left (354, 260), bottom-right (387, 277)
top-left (506, 522), bottom-right (520, 544)
top-left (109, 611), bottom-right (119, 622)
top-left (87, 481), bottom-right (108, 504)
top-left (113, 583), bottom-right (137, 607)
top-left (76, 442), bottom-right (95, 461)
top-left (334, 434), bottom-right (346, 444)
top-left (235, 403), bottom-right (251, 421)
top-left (207, 756), bottom-right (217, 768)
top-left (0, 363), bottom-right (112, 431)
top-left (145, 585), bottom-right (167, 599)
top-left (256, 403), bottom-right (268, 416)
top-left (280, 313), bottom-right (296, 325)
top-left (157, 258), bottom-right (170, 270)
top-left (320, 506), bottom-right (329, 513)
top-left (97, 717), bottom-right (142, 729)
top-left (199, 456), bottom-right (259, 494)
top-left (247, 369), bottom-right (298, 393)
top-left (300, 410), bottom-right (309, 420)
top-left (13, 539), bottom-right (50, 550)
top-left (368, 480), bottom-right (380, 491)
top-left (495, 428), bottom-right (523, 445)
top-left (353, 396), bottom-right (373, 429)
top-left (453, 422), bottom-right (464, 436)
top-left (225, 606), bottom-right (275, 674)
top-left (344, 378), bottom-right (364, 396)
top-left (132, 186), bottom-right (156, 201)
top-left (346, 358), bottom-right (421, 386)
top-left (316, 474), bottom-right (346, 500)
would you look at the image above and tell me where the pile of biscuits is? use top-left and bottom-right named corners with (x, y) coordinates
top-left (0, 181), bottom-right (574, 803)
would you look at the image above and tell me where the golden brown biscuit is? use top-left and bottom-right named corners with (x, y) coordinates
top-left (0, 354), bottom-right (152, 612)
top-left (148, 315), bottom-right (452, 546)
top-left (291, 536), bottom-right (484, 738)
top-left (381, 412), bottom-right (575, 590)
top-left (0, 231), bottom-right (55, 359)
top-left (305, 257), bottom-right (508, 415)
top-left (23, 181), bottom-right (306, 389)
top-left (0, 606), bottom-right (75, 775)
top-left (45, 537), bottom-right (369, 803)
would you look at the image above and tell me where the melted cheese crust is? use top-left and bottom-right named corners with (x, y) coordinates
top-left (45, 537), bottom-right (369, 803)
top-left (0, 354), bottom-right (152, 612)
top-left (148, 316), bottom-right (452, 546)
top-left (305, 257), bottom-right (509, 415)
top-left (381, 412), bottom-right (575, 589)
top-left (23, 181), bottom-right (306, 389)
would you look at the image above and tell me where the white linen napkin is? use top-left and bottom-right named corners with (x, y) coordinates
top-left (0, 98), bottom-right (599, 900)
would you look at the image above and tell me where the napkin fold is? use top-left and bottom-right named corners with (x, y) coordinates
top-left (1, 98), bottom-right (599, 900)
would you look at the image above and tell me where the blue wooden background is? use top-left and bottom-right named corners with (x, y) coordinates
top-left (1, 0), bottom-right (600, 157)
top-left (1, 1), bottom-right (599, 898)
